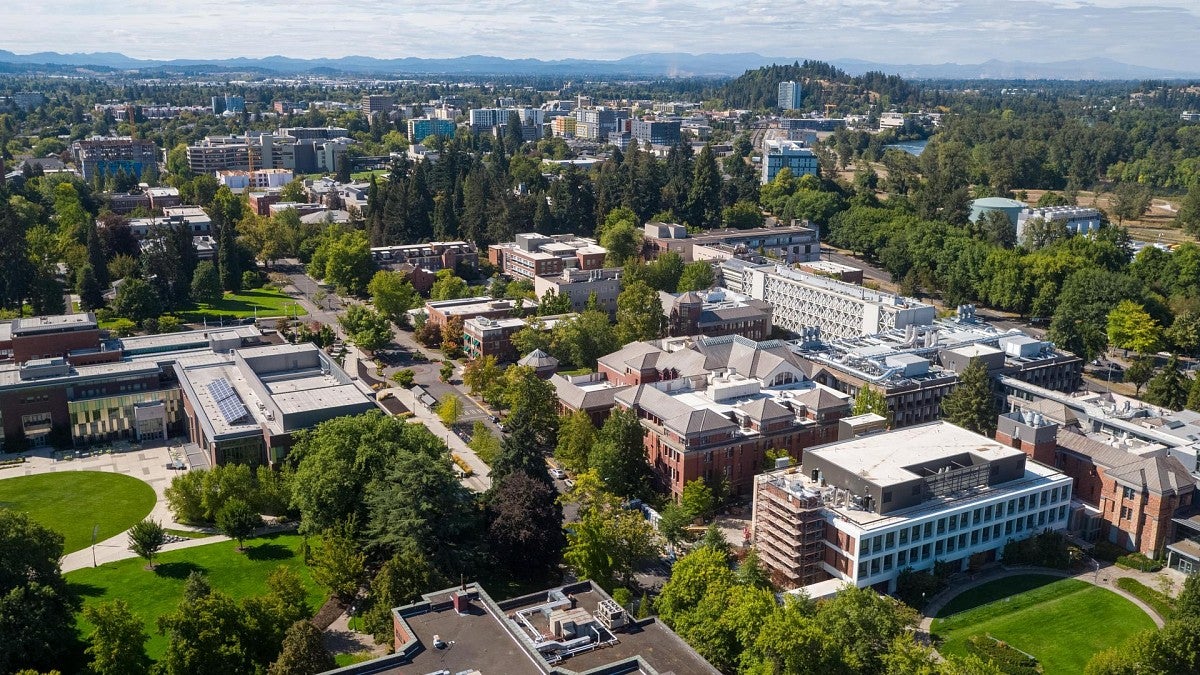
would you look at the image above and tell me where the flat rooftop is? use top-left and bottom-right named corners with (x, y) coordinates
top-left (12, 312), bottom-right (97, 336)
top-left (360, 582), bottom-right (718, 675)
top-left (805, 422), bottom-right (1024, 489)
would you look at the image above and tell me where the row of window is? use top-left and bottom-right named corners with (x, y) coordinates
top-left (859, 505), bottom-right (1069, 579)
top-left (861, 487), bottom-right (1069, 556)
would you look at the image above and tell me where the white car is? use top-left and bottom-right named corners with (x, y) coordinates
top-left (550, 468), bottom-right (567, 480)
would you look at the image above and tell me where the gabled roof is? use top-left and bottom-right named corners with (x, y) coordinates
top-left (740, 397), bottom-right (794, 422)
top-left (597, 342), bottom-right (664, 374)
top-left (792, 386), bottom-right (851, 412)
top-left (674, 408), bottom-right (738, 436)
top-left (1056, 429), bottom-right (1196, 495)
top-left (550, 374), bottom-right (628, 411)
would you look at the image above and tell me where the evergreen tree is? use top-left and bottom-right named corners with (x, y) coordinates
top-left (217, 218), bottom-right (242, 293)
top-left (77, 264), bottom-right (105, 310)
top-left (1187, 371), bottom-right (1200, 412)
top-left (86, 219), bottom-right (109, 287)
top-left (1145, 354), bottom-right (1190, 411)
top-left (686, 144), bottom-right (723, 229)
top-left (941, 358), bottom-right (997, 436)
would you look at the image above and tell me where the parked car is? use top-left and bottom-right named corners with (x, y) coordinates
top-left (550, 468), bottom-right (567, 480)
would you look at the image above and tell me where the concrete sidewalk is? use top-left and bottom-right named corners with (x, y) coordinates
top-left (389, 387), bottom-right (492, 492)
top-left (918, 563), bottom-right (1170, 637)
top-left (63, 532), bottom-right (228, 573)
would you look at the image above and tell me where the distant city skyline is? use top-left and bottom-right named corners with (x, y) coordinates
top-left (4, 0), bottom-right (1200, 72)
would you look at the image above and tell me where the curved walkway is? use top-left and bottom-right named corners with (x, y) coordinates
top-left (919, 564), bottom-right (1167, 638)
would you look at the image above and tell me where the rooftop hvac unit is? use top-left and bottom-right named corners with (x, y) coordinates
top-left (596, 599), bottom-right (628, 631)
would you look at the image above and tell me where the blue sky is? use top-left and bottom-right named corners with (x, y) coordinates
top-left (4, 0), bottom-right (1199, 70)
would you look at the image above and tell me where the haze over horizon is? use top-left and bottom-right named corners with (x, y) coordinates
top-left (5, 0), bottom-right (1200, 72)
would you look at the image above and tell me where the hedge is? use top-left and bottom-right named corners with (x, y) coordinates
top-left (965, 635), bottom-right (1042, 674)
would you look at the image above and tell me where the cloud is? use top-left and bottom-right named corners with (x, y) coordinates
top-left (2, 0), bottom-right (1197, 70)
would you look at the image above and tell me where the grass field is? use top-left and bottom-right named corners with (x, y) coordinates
top-left (0, 472), bottom-right (156, 553)
top-left (932, 575), bottom-right (1155, 675)
top-left (186, 287), bottom-right (306, 319)
top-left (68, 533), bottom-right (324, 660)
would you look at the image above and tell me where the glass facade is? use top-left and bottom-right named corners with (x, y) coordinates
top-left (68, 389), bottom-right (182, 444)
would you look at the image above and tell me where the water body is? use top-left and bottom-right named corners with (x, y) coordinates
top-left (884, 139), bottom-right (929, 156)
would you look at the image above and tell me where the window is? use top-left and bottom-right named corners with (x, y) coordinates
top-left (1041, 491), bottom-right (1049, 506)
top-left (899, 529), bottom-right (909, 545)
top-left (1122, 486), bottom-right (1136, 500)
top-left (1018, 496), bottom-right (1026, 512)
top-left (924, 522), bottom-right (933, 539)
top-left (861, 539), bottom-right (871, 555)
top-left (1120, 506), bottom-right (1133, 520)
top-left (985, 505), bottom-right (993, 520)
top-left (898, 550), bottom-right (907, 566)
top-left (885, 532), bottom-right (895, 549)
top-left (937, 518), bottom-right (946, 535)
top-left (883, 490), bottom-right (893, 504)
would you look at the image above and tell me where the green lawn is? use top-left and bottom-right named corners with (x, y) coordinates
top-left (68, 533), bottom-right (324, 660)
top-left (932, 575), bottom-right (1156, 675)
top-left (185, 287), bottom-right (307, 319)
top-left (0, 471), bottom-right (156, 553)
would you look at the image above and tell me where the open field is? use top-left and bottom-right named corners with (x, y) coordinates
top-left (932, 575), bottom-right (1155, 675)
top-left (184, 287), bottom-right (307, 319)
top-left (67, 533), bottom-right (324, 660)
top-left (0, 471), bottom-right (156, 553)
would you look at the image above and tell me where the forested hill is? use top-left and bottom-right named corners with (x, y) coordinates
top-left (720, 60), bottom-right (921, 111)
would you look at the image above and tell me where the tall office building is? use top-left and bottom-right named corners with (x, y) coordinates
top-left (778, 81), bottom-right (803, 111)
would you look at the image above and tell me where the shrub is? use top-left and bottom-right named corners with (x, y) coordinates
top-left (1115, 577), bottom-right (1174, 619)
top-left (242, 270), bottom-right (265, 289)
top-left (894, 567), bottom-right (948, 610)
top-left (965, 635), bottom-right (1040, 674)
top-left (1002, 531), bottom-right (1070, 569)
top-left (1115, 552), bottom-right (1163, 573)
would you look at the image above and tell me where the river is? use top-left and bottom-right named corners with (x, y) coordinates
top-left (884, 139), bottom-right (929, 156)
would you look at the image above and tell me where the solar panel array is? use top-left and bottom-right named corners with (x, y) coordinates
top-left (206, 378), bottom-right (250, 425)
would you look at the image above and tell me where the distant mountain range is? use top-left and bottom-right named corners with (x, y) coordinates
top-left (0, 49), bottom-right (1196, 80)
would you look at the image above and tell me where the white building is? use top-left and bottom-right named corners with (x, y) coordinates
top-left (761, 139), bottom-right (818, 184)
top-left (216, 168), bottom-right (293, 191)
top-left (1016, 206), bottom-right (1103, 240)
top-left (778, 81), bottom-right (803, 111)
top-left (752, 422), bottom-right (1073, 592)
top-left (737, 264), bottom-right (935, 339)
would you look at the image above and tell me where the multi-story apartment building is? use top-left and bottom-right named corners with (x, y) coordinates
top-left (762, 139), bottom-right (819, 184)
top-left (738, 264), bottom-right (935, 339)
top-left (752, 421), bottom-right (1073, 592)
top-left (211, 95), bottom-right (245, 114)
top-left (645, 222), bottom-right (820, 264)
top-left (419, 296), bottom-right (537, 328)
top-left (996, 410), bottom-right (1194, 558)
top-left (551, 116), bottom-right (577, 138)
top-left (125, 206), bottom-right (212, 239)
top-left (71, 137), bottom-right (159, 182)
top-left (488, 233), bottom-right (607, 280)
top-left (361, 95), bottom-right (395, 117)
top-left (463, 313), bottom-right (573, 363)
top-left (609, 335), bottom-right (852, 499)
top-left (660, 288), bottom-right (773, 341)
top-left (532, 267), bottom-right (622, 317)
top-left (631, 120), bottom-right (681, 147)
top-left (186, 130), bottom-right (351, 175)
top-left (407, 117), bottom-right (456, 141)
top-left (216, 169), bottom-right (293, 191)
top-left (370, 241), bottom-right (478, 273)
top-left (469, 108), bottom-right (508, 132)
top-left (778, 81), bottom-right (803, 110)
top-left (575, 107), bottom-right (628, 141)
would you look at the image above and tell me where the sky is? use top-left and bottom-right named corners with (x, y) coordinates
top-left (4, 0), bottom-right (1200, 71)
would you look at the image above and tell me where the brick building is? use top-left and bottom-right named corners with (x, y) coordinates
top-left (609, 335), bottom-right (851, 499)
top-left (660, 288), bottom-right (773, 341)
top-left (996, 410), bottom-right (1195, 557)
top-left (488, 233), bottom-right (607, 280)
top-left (419, 297), bottom-right (536, 328)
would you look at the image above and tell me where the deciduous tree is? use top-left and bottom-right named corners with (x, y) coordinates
top-left (83, 599), bottom-right (150, 675)
top-left (267, 620), bottom-right (335, 675)
top-left (215, 498), bottom-right (262, 551)
top-left (127, 518), bottom-right (167, 569)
